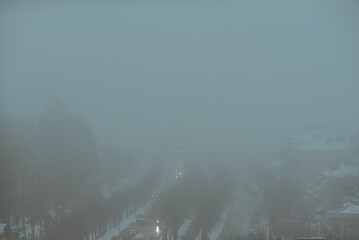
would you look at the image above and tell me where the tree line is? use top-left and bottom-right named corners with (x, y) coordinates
top-left (0, 101), bottom-right (159, 240)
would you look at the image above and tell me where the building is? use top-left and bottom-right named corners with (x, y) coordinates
top-left (326, 204), bottom-right (359, 240)
top-left (281, 131), bottom-right (355, 192)
top-left (272, 217), bottom-right (311, 240)
top-left (320, 160), bottom-right (359, 208)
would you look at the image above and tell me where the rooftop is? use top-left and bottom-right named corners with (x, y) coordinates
top-left (327, 203), bottom-right (359, 219)
top-left (321, 163), bottom-right (359, 178)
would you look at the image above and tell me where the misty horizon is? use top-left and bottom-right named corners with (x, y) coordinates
top-left (1, 1), bottom-right (359, 152)
top-left (1, 1), bottom-right (359, 240)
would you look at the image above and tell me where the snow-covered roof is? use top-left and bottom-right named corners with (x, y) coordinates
top-left (326, 203), bottom-right (359, 219)
top-left (287, 131), bottom-right (356, 152)
top-left (321, 163), bottom-right (359, 178)
top-left (342, 205), bottom-right (359, 214)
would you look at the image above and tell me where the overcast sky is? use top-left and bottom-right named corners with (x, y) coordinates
top-left (1, 1), bottom-right (358, 151)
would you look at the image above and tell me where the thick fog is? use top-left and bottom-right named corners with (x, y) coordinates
top-left (1, 1), bottom-right (359, 151)
top-left (1, 1), bottom-right (359, 240)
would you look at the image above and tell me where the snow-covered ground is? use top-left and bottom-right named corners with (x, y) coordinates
top-left (194, 232), bottom-right (202, 240)
top-left (99, 158), bottom-right (171, 240)
top-left (21, 220), bottom-right (41, 240)
top-left (97, 200), bottom-right (153, 240)
top-left (102, 162), bottom-right (150, 199)
top-left (208, 203), bottom-right (231, 240)
top-left (219, 184), bottom-right (259, 239)
top-left (177, 217), bottom-right (194, 237)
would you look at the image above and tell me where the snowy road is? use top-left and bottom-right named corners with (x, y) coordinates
top-left (219, 184), bottom-right (259, 239)
top-left (97, 201), bottom-right (153, 240)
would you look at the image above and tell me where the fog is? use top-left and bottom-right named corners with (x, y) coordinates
top-left (2, 1), bottom-right (359, 150)
top-left (1, 1), bottom-right (359, 240)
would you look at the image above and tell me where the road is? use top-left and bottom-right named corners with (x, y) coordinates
top-left (219, 183), bottom-right (260, 239)
top-left (136, 222), bottom-right (159, 240)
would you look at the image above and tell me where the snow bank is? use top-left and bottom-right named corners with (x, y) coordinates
top-left (208, 203), bottom-right (231, 240)
top-left (102, 164), bottom-right (149, 199)
top-left (98, 201), bottom-right (153, 240)
top-left (177, 217), bottom-right (194, 237)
